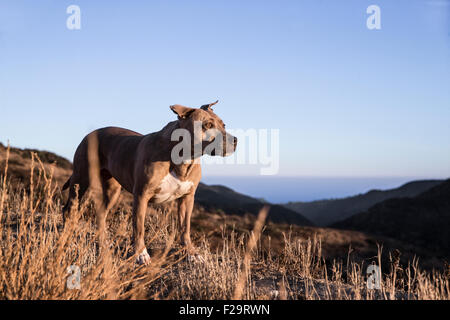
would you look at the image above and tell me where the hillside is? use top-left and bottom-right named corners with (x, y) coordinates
top-left (333, 179), bottom-right (450, 257)
top-left (0, 142), bottom-right (72, 188)
top-left (1, 143), bottom-right (449, 271)
top-left (283, 180), bottom-right (443, 226)
top-left (195, 183), bottom-right (313, 226)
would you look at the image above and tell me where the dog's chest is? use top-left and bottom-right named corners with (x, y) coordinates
top-left (153, 171), bottom-right (194, 204)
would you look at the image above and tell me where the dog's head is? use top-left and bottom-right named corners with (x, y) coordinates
top-left (170, 101), bottom-right (237, 157)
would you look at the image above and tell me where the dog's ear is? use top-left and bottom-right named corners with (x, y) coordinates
top-left (200, 100), bottom-right (219, 112)
top-left (170, 105), bottom-right (196, 119)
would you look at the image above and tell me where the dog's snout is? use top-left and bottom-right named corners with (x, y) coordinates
top-left (226, 134), bottom-right (237, 148)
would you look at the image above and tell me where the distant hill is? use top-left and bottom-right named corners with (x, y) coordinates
top-left (283, 180), bottom-right (443, 226)
top-left (195, 183), bottom-right (313, 226)
top-left (332, 179), bottom-right (450, 256)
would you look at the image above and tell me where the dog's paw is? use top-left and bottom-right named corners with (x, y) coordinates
top-left (136, 248), bottom-right (151, 265)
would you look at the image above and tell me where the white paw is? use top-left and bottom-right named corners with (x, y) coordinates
top-left (270, 290), bottom-right (280, 299)
top-left (187, 253), bottom-right (205, 264)
top-left (136, 248), bottom-right (151, 265)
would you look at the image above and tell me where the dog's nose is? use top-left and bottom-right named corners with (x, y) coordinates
top-left (233, 137), bottom-right (238, 146)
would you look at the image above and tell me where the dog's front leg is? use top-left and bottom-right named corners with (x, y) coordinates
top-left (132, 193), bottom-right (152, 265)
top-left (177, 198), bottom-right (186, 234)
top-left (178, 192), bottom-right (195, 253)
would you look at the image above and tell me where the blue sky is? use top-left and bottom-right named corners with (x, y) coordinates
top-left (1, 0), bottom-right (449, 179)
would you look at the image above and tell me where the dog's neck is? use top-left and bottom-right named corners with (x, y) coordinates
top-left (155, 120), bottom-right (201, 180)
top-left (171, 160), bottom-right (199, 180)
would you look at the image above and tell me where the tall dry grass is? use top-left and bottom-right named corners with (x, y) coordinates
top-left (0, 147), bottom-right (176, 299)
top-left (0, 146), bottom-right (449, 300)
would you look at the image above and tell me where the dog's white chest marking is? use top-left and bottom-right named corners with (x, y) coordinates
top-left (153, 171), bottom-right (194, 204)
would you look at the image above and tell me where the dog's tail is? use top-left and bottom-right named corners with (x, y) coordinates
top-left (62, 176), bottom-right (71, 191)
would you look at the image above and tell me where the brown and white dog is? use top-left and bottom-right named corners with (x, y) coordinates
top-left (62, 101), bottom-right (237, 264)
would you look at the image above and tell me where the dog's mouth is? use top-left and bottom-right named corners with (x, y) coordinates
top-left (222, 145), bottom-right (237, 156)
top-left (201, 134), bottom-right (237, 157)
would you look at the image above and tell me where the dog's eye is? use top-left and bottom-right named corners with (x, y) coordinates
top-left (203, 122), bottom-right (213, 130)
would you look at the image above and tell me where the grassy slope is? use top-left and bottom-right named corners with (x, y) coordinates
top-left (1, 143), bottom-right (448, 270)
top-left (0, 143), bottom-right (449, 299)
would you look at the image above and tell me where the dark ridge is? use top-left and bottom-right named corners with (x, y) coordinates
top-left (332, 179), bottom-right (450, 256)
top-left (283, 180), bottom-right (444, 226)
top-left (195, 183), bottom-right (313, 226)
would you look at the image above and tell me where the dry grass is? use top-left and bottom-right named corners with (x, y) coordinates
top-left (0, 146), bottom-right (449, 300)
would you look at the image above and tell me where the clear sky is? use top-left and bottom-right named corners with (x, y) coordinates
top-left (1, 0), bottom-right (449, 179)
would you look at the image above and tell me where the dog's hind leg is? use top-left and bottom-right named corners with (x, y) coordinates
top-left (96, 169), bottom-right (121, 246)
top-left (62, 173), bottom-right (89, 225)
top-left (62, 139), bottom-right (91, 225)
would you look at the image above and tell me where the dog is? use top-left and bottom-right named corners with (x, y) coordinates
top-left (62, 101), bottom-right (237, 265)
